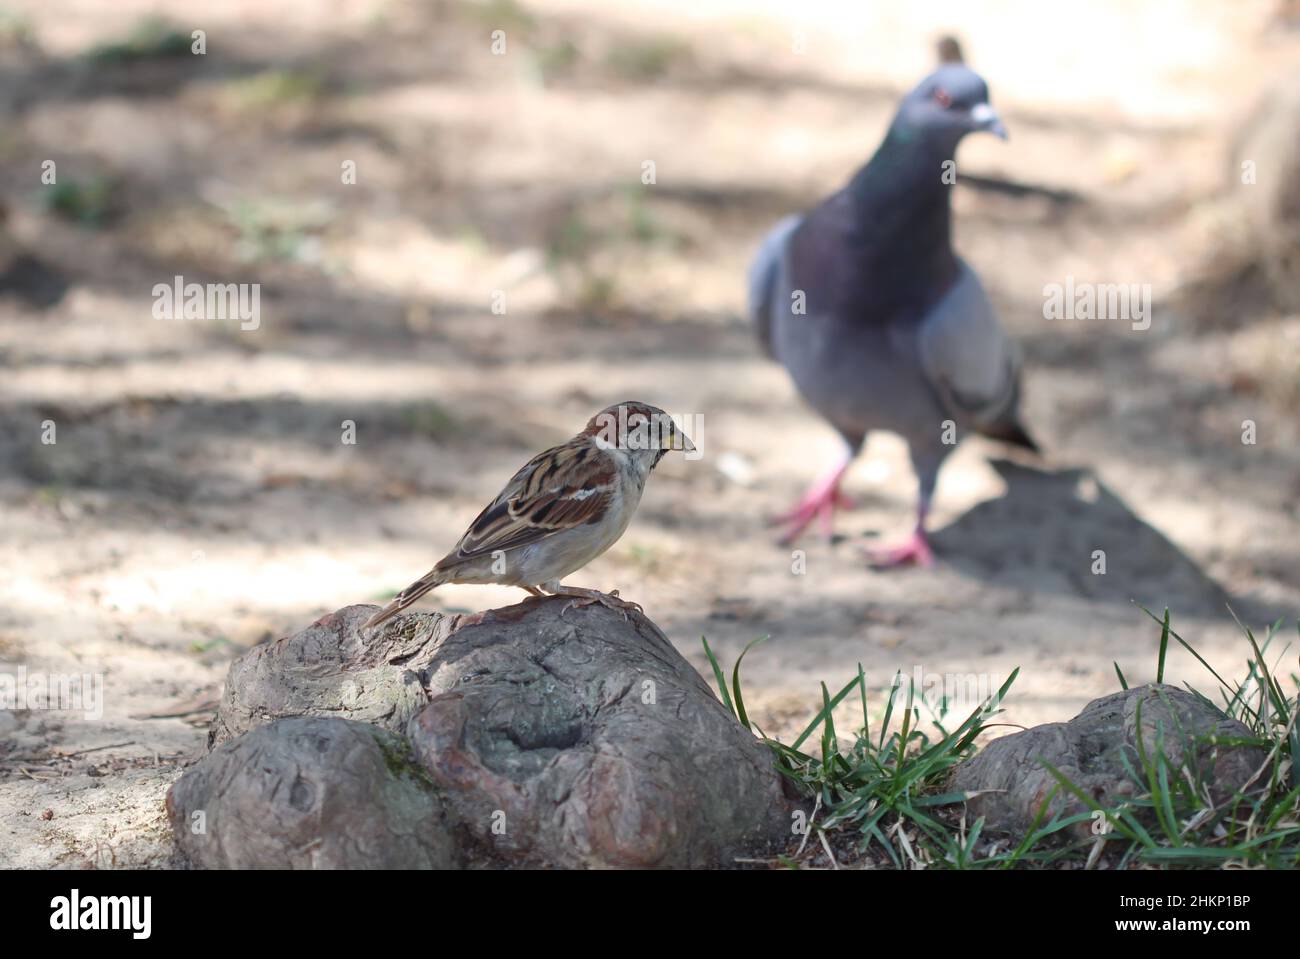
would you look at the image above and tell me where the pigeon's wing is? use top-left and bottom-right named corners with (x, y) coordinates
top-left (437, 441), bottom-right (617, 567)
top-left (747, 214), bottom-right (802, 357)
top-left (916, 259), bottom-right (1025, 432)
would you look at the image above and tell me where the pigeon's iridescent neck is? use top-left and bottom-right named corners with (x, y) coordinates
top-left (864, 124), bottom-right (964, 183)
top-left (851, 128), bottom-right (954, 226)
top-left (839, 126), bottom-right (959, 306)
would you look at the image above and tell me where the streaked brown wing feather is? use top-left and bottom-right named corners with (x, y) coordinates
top-left (439, 440), bottom-right (615, 565)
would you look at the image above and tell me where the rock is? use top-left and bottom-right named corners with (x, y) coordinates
top-left (406, 598), bottom-right (792, 868)
top-left (173, 597), bottom-right (793, 868)
top-left (206, 604), bottom-right (446, 748)
top-left (168, 717), bottom-right (456, 869)
top-left (953, 684), bottom-right (1267, 842)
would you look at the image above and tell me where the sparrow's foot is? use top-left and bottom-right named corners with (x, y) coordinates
top-left (864, 529), bottom-right (934, 569)
top-left (552, 586), bottom-right (644, 619)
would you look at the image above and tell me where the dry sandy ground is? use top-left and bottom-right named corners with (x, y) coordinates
top-left (1, 0), bottom-right (1298, 867)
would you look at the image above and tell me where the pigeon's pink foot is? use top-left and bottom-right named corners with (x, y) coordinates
top-left (772, 464), bottom-right (853, 545)
top-left (865, 529), bottom-right (934, 568)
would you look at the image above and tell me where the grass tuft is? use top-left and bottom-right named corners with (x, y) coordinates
top-left (704, 607), bottom-right (1299, 869)
top-left (42, 176), bottom-right (116, 227)
top-left (86, 17), bottom-right (192, 64)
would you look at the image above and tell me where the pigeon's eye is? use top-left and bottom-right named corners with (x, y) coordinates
top-left (933, 88), bottom-right (952, 109)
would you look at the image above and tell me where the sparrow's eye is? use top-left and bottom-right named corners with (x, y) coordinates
top-left (933, 88), bottom-right (952, 109)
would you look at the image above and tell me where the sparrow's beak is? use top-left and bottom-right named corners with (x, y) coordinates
top-left (677, 431), bottom-right (696, 454)
top-left (970, 102), bottom-right (1008, 140)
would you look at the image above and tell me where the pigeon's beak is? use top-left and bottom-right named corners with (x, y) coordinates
top-left (970, 102), bottom-right (1008, 140)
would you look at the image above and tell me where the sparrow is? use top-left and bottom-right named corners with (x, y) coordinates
top-left (748, 61), bottom-right (1036, 567)
top-left (364, 401), bottom-right (694, 629)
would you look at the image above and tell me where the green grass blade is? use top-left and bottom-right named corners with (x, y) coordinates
top-left (879, 672), bottom-right (901, 752)
top-left (820, 682), bottom-right (837, 767)
top-left (700, 636), bottom-right (735, 717)
top-left (1156, 608), bottom-right (1170, 684)
top-left (791, 673), bottom-right (863, 752)
top-left (858, 662), bottom-right (870, 746)
top-left (730, 635), bottom-right (767, 731)
top-left (1139, 604), bottom-right (1234, 692)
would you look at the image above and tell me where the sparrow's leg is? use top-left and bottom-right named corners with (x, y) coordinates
top-left (522, 586), bottom-right (545, 597)
top-left (544, 582), bottom-right (644, 619)
top-left (772, 449), bottom-right (855, 545)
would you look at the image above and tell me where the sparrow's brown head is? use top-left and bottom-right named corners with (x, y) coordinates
top-left (583, 401), bottom-right (695, 465)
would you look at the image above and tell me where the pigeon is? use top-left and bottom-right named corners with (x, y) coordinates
top-left (936, 35), bottom-right (965, 64)
top-left (749, 62), bottom-right (1036, 566)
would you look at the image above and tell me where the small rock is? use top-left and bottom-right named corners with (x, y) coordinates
top-left (168, 717), bottom-right (455, 869)
top-left (953, 684), bottom-right (1268, 842)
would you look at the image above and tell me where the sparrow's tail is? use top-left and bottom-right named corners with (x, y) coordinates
top-left (364, 569), bottom-right (446, 629)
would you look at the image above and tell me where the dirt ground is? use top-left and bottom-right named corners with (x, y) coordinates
top-left (1, 0), bottom-right (1298, 868)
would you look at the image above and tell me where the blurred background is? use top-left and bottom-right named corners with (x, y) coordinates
top-left (0, 0), bottom-right (1298, 866)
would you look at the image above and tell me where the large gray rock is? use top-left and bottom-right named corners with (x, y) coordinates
top-left (405, 598), bottom-right (791, 868)
top-left (168, 717), bottom-right (456, 869)
top-left (953, 684), bottom-right (1267, 842)
top-left (206, 604), bottom-right (447, 747)
top-left (170, 597), bottom-right (794, 869)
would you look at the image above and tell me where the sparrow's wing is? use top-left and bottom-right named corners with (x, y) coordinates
top-left (439, 441), bottom-right (617, 565)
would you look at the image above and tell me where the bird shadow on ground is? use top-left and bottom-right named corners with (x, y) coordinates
top-left (930, 458), bottom-right (1273, 623)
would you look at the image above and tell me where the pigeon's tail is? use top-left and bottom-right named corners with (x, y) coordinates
top-left (978, 418), bottom-right (1040, 454)
top-left (364, 569), bottom-right (446, 629)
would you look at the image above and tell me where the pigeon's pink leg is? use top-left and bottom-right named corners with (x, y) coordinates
top-left (866, 498), bottom-right (934, 568)
top-left (773, 453), bottom-right (854, 545)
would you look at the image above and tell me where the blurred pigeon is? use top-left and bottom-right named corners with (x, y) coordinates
top-left (936, 35), bottom-right (965, 64)
top-left (749, 63), bottom-right (1036, 566)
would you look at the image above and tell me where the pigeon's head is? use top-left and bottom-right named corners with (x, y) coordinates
top-left (892, 64), bottom-right (1007, 148)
